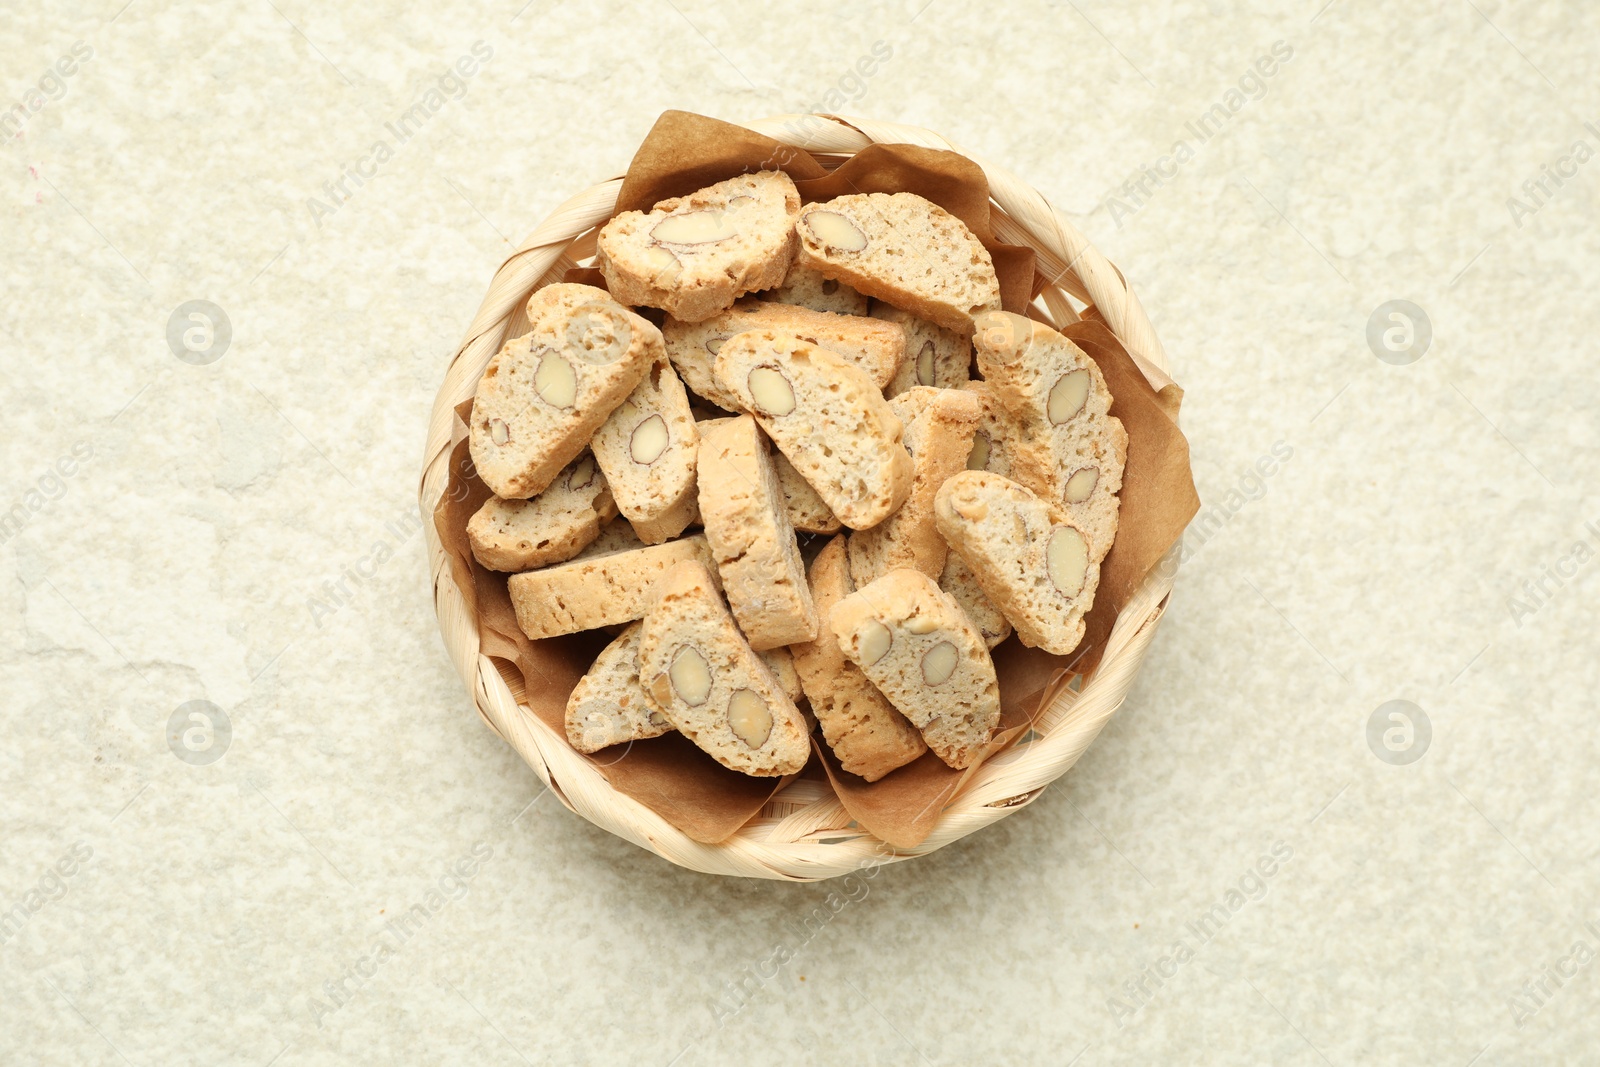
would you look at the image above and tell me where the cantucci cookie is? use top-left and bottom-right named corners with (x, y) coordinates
top-left (759, 646), bottom-right (804, 706)
top-left (790, 536), bottom-right (926, 781)
top-left (565, 623), bottom-right (672, 754)
top-left (773, 449), bottom-right (841, 535)
top-left (508, 534), bottom-right (720, 641)
top-left (713, 331), bottom-right (912, 530)
top-left (828, 567), bottom-right (1001, 770)
top-left (469, 283), bottom-right (659, 499)
top-left (873, 303), bottom-right (972, 397)
top-left (848, 386), bottom-right (980, 584)
top-left (934, 471), bottom-right (1101, 657)
top-left (638, 560), bottom-right (810, 776)
top-left (590, 357), bottom-right (698, 544)
top-left (662, 299), bottom-right (905, 410)
top-left (972, 311), bottom-right (1127, 559)
top-left (696, 415), bottom-right (819, 650)
top-left (758, 261), bottom-right (870, 316)
top-left (575, 517), bottom-right (646, 559)
top-left (961, 380), bottom-right (1014, 478)
top-left (467, 453), bottom-right (616, 572)
top-left (794, 192), bottom-right (1001, 335)
top-left (597, 170), bottom-right (800, 323)
top-left (939, 551), bottom-right (1011, 650)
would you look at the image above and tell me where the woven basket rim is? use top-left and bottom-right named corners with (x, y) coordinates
top-left (419, 113), bottom-right (1180, 881)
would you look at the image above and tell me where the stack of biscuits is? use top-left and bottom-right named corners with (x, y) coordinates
top-left (466, 171), bottom-right (1127, 783)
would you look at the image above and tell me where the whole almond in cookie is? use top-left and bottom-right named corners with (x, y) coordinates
top-left (873, 302), bottom-right (973, 397)
top-left (961, 380), bottom-right (1016, 479)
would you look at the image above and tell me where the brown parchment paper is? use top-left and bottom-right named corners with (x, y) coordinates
top-left (437, 110), bottom-right (1197, 852)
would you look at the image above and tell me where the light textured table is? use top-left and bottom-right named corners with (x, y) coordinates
top-left (4, 2), bottom-right (1597, 1064)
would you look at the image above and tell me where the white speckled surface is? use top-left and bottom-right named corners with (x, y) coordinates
top-left (3, 1), bottom-right (1598, 1063)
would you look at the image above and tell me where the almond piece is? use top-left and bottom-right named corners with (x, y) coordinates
top-left (746, 366), bottom-right (796, 416)
top-left (651, 210), bottom-right (739, 245)
top-left (629, 414), bottom-right (669, 464)
top-left (668, 645), bottom-right (712, 705)
top-left (953, 495), bottom-right (987, 522)
top-left (1046, 526), bottom-right (1089, 597)
top-left (802, 210), bottom-right (867, 252)
top-left (1046, 369), bottom-right (1089, 425)
top-left (567, 455), bottom-right (597, 490)
top-left (489, 418), bottom-right (509, 445)
top-left (1063, 466), bottom-right (1098, 504)
top-left (914, 340), bottom-right (935, 386)
top-left (534, 351), bottom-right (577, 408)
top-left (857, 620), bottom-right (892, 665)
top-left (727, 688), bottom-right (773, 749)
top-left (920, 640), bottom-right (958, 685)
top-left (966, 432), bottom-right (991, 471)
top-left (642, 245), bottom-right (681, 284)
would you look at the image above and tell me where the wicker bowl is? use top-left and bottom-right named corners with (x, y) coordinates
top-left (421, 114), bottom-right (1179, 880)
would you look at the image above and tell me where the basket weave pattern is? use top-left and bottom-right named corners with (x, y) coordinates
top-left (420, 115), bottom-right (1178, 880)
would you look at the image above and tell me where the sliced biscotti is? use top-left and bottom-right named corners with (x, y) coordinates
top-left (597, 170), bottom-right (800, 323)
top-left (759, 261), bottom-right (869, 316)
top-left (469, 284), bottom-right (660, 499)
top-left (714, 331), bottom-right (912, 530)
top-left (467, 454), bottom-right (616, 572)
top-left (696, 415), bottom-right (819, 650)
top-left (774, 450), bottom-right (841, 535)
top-left (575, 517), bottom-right (646, 559)
top-left (848, 387), bottom-right (980, 585)
top-left (662, 299), bottom-right (905, 410)
top-left (828, 568), bottom-right (1001, 770)
top-left (795, 192), bottom-right (1001, 335)
top-left (934, 471), bottom-right (1101, 657)
top-left (790, 537), bottom-right (926, 781)
top-left (961, 380), bottom-right (1015, 478)
top-left (638, 560), bottom-right (810, 776)
top-left (590, 357), bottom-right (699, 544)
top-left (939, 551), bottom-right (1011, 650)
top-left (508, 534), bottom-right (720, 640)
top-left (972, 310), bottom-right (1126, 559)
top-left (565, 623), bottom-right (673, 753)
top-left (873, 303), bottom-right (972, 397)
